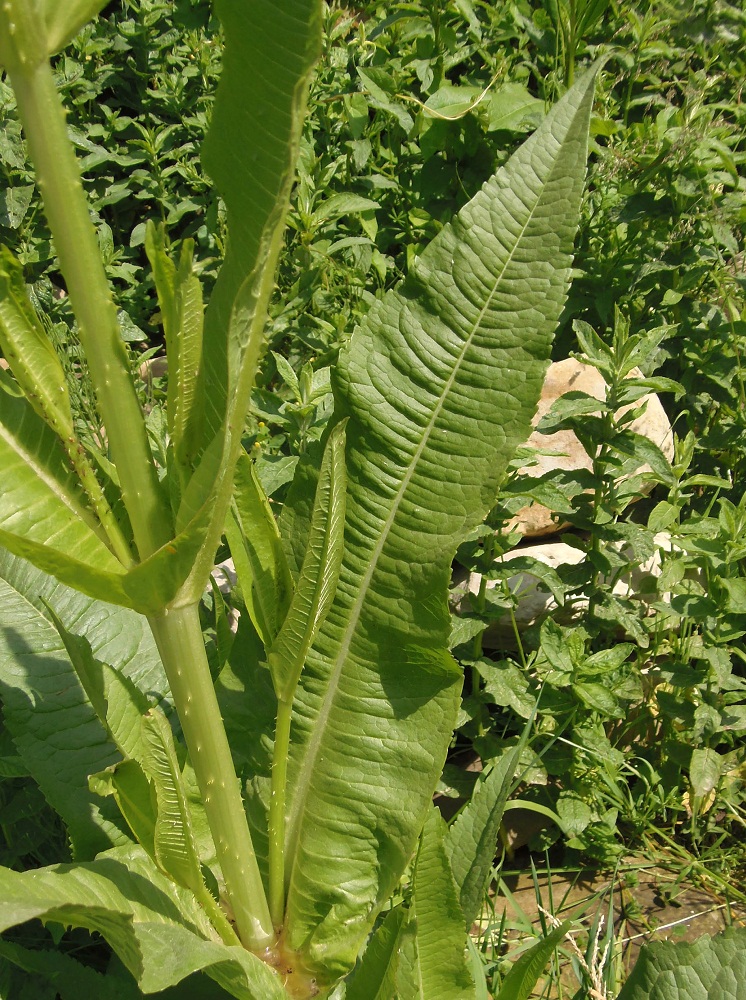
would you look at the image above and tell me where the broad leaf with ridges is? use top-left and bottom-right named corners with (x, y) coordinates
top-left (0, 845), bottom-right (286, 998)
top-left (283, 68), bottom-right (598, 979)
top-left (0, 551), bottom-right (164, 857)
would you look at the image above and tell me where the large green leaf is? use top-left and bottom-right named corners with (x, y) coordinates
top-left (616, 926), bottom-right (746, 1000)
top-left (282, 69), bottom-right (597, 980)
top-left (0, 845), bottom-right (286, 999)
top-left (408, 808), bottom-right (475, 999)
top-left (0, 551), bottom-right (165, 857)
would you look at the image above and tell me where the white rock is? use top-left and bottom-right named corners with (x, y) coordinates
top-left (460, 533), bottom-right (674, 645)
top-left (508, 358), bottom-right (674, 537)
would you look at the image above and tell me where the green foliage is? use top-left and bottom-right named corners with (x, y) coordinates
top-left (617, 926), bottom-right (746, 1000)
top-left (0, 0), bottom-right (599, 995)
top-left (1, 0), bottom-right (745, 996)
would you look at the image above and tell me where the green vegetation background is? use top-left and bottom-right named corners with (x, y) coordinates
top-left (0, 0), bottom-right (745, 991)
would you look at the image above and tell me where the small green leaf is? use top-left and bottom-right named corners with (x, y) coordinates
top-left (487, 83), bottom-right (544, 132)
top-left (495, 922), bottom-right (572, 1000)
top-left (346, 906), bottom-right (407, 1000)
top-left (267, 422), bottom-right (346, 701)
top-left (145, 222), bottom-right (205, 475)
top-left (141, 709), bottom-right (206, 896)
top-left (89, 760), bottom-right (156, 859)
top-left (690, 747), bottom-right (722, 801)
top-left (272, 351), bottom-right (302, 402)
top-left (611, 430), bottom-right (675, 485)
top-left (227, 451), bottom-right (293, 647)
top-left (573, 681), bottom-right (622, 716)
top-left (411, 808), bottom-right (475, 999)
top-left (445, 734), bottom-right (527, 928)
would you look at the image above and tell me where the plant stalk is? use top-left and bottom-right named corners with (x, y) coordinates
top-left (148, 604), bottom-right (275, 952)
top-left (6, 56), bottom-right (172, 560)
top-left (268, 697), bottom-right (293, 928)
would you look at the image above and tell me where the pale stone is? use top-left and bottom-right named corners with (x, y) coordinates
top-left (507, 358), bottom-right (674, 537)
top-left (458, 533), bottom-right (674, 646)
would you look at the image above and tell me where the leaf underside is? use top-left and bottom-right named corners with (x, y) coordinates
top-left (0, 551), bottom-right (164, 857)
top-left (283, 69), bottom-right (597, 980)
top-left (0, 845), bottom-right (286, 999)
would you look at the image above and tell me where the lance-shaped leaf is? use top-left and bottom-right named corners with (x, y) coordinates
top-left (165, 0), bottom-right (322, 599)
top-left (495, 922), bottom-right (572, 1000)
top-left (345, 906), bottom-right (408, 1000)
top-left (408, 808), bottom-right (475, 999)
top-left (90, 760), bottom-right (157, 860)
top-left (446, 716), bottom-right (534, 928)
top-left (0, 845), bottom-right (287, 999)
top-left (0, 551), bottom-right (164, 858)
top-left (268, 422), bottom-right (346, 701)
top-left (0, 247), bottom-right (74, 440)
top-left (199, 0), bottom-right (322, 446)
top-left (226, 452), bottom-right (293, 648)
top-left (282, 68), bottom-right (598, 980)
top-left (141, 708), bottom-right (207, 894)
top-left (145, 222), bottom-right (204, 476)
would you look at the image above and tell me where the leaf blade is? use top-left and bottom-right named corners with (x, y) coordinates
top-left (268, 422), bottom-right (346, 701)
top-left (410, 808), bottom-right (476, 999)
top-left (283, 69), bottom-right (598, 978)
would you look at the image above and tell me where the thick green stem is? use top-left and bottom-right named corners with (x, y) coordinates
top-left (268, 698), bottom-right (292, 928)
top-left (7, 56), bottom-right (171, 560)
top-left (148, 604), bottom-right (275, 952)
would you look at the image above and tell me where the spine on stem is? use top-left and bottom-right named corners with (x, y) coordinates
top-left (2, 44), bottom-right (171, 560)
top-left (149, 604), bottom-right (275, 952)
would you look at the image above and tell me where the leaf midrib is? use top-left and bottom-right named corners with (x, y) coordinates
top-left (286, 155), bottom-right (560, 888)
